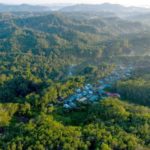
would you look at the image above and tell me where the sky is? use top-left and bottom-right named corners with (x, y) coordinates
top-left (0, 0), bottom-right (150, 7)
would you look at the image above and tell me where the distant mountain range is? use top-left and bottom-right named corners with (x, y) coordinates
top-left (60, 3), bottom-right (150, 13)
top-left (0, 4), bottom-right (51, 12)
top-left (0, 3), bottom-right (150, 13)
top-left (61, 3), bottom-right (125, 12)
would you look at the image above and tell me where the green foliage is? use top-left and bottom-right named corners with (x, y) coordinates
top-left (0, 76), bottom-right (43, 103)
top-left (0, 103), bottom-right (18, 126)
top-left (0, 11), bottom-right (150, 150)
top-left (115, 78), bottom-right (150, 106)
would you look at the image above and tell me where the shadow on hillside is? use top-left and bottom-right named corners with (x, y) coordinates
top-left (0, 76), bottom-right (42, 103)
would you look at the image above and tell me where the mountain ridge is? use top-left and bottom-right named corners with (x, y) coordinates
top-left (0, 3), bottom-right (150, 13)
top-left (0, 3), bottom-right (51, 12)
top-left (60, 3), bottom-right (150, 13)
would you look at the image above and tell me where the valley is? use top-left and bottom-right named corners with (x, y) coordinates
top-left (0, 3), bottom-right (150, 150)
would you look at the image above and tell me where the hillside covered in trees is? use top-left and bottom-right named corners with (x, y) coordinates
top-left (0, 3), bottom-right (150, 150)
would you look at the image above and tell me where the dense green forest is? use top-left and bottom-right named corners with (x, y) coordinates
top-left (0, 3), bottom-right (150, 150)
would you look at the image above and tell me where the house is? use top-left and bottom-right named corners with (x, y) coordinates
top-left (77, 97), bottom-right (87, 103)
top-left (68, 95), bottom-right (77, 102)
top-left (89, 95), bottom-right (99, 102)
top-left (99, 85), bottom-right (105, 90)
top-left (86, 94), bottom-right (92, 98)
top-left (112, 93), bottom-right (121, 98)
top-left (69, 102), bottom-right (77, 108)
top-left (99, 82), bottom-right (111, 89)
top-left (76, 93), bottom-right (83, 99)
top-left (98, 89), bottom-right (105, 95)
top-left (85, 86), bottom-right (90, 90)
top-left (87, 84), bottom-right (93, 89)
top-left (76, 88), bottom-right (81, 93)
top-left (105, 92), bottom-right (120, 98)
top-left (63, 104), bottom-right (71, 109)
top-left (83, 91), bottom-right (88, 96)
top-left (99, 80), bottom-right (104, 84)
top-left (88, 90), bottom-right (93, 95)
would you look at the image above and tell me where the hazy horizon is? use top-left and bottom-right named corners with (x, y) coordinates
top-left (0, 0), bottom-right (150, 8)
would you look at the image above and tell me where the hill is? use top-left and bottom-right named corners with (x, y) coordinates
top-left (61, 3), bottom-right (150, 13)
top-left (0, 4), bottom-right (150, 150)
top-left (0, 4), bottom-right (51, 12)
top-left (0, 12), bottom-right (150, 58)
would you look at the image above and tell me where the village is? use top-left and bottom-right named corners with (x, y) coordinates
top-left (63, 65), bottom-right (133, 109)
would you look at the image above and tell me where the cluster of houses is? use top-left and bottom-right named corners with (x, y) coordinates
top-left (63, 65), bottom-right (133, 109)
top-left (100, 65), bottom-right (133, 84)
